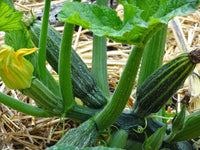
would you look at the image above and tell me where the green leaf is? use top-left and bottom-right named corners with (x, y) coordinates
top-left (118, 0), bottom-right (160, 21)
top-left (124, 140), bottom-right (143, 150)
top-left (164, 105), bottom-right (186, 143)
top-left (0, 0), bottom-right (23, 32)
top-left (171, 110), bottom-right (200, 142)
top-left (5, 28), bottom-right (34, 50)
top-left (58, 2), bottom-right (159, 45)
top-left (143, 125), bottom-right (167, 150)
top-left (58, 2), bottom-right (129, 37)
top-left (2, 0), bottom-right (15, 8)
top-left (58, 0), bottom-right (199, 45)
top-left (172, 105), bottom-right (186, 133)
top-left (153, 0), bottom-right (199, 22)
top-left (109, 129), bottom-right (128, 148)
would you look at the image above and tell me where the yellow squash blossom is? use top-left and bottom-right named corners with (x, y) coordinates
top-left (0, 45), bottom-right (37, 89)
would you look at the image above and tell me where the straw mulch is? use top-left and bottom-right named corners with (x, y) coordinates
top-left (0, 1), bottom-right (200, 149)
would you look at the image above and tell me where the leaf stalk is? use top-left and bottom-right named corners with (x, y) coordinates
top-left (37, 0), bottom-right (51, 84)
top-left (95, 46), bottom-right (145, 130)
top-left (59, 23), bottom-right (75, 113)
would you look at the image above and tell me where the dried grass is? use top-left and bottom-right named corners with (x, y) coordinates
top-left (0, 1), bottom-right (200, 149)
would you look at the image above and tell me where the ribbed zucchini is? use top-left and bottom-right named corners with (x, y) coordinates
top-left (55, 119), bottom-right (98, 148)
top-left (23, 78), bottom-right (63, 116)
top-left (133, 50), bottom-right (200, 118)
top-left (28, 19), bottom-right (107, 108)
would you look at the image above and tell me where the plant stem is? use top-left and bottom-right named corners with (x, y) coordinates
top-left (137, 25), bottom-right (168, 87)
top-left (95, 46), bottom-right (145, 130)
top-left (0, 92), bottom-right (51, 117)
top-left (66, 104), bottom-right (97, 122)
top-left (37, 0), bottom-right (51, 84)
top-left (92, 0), bottom-right (109, 98)
top-left (59, 23), bottom-right (75, 113)
top-left (92, 36), bottom-right (110, 98)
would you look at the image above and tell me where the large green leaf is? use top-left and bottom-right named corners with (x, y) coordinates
top-left (0, 0), bottom-right (23, 32)
top-left (118, 0), bottom-right (159, 21)
top-left (58, 2), bottom-right (132, 38)
top-left (58, 0), bottom-right (199, 45)
top-left (153, 0), bottom-right (198, 22)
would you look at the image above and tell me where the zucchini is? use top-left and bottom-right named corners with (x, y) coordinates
top-left (28, 19), bottom-right (107, 108)
top-left (133, 50), bottom-right (200, 118)
top-left (23, 78), bottom-right (63, 116)
top-left (162, 141), bottom-right (195, 150)
top-left (47, 144), bottom-right (123, 150)
top-left (114, 110), bottom-right (145, 131)
top-left (146, 118), bottom-right (167, 134)
top-left (55, 119), bottom-right (98, 148)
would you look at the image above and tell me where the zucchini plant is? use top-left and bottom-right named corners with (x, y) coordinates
top-left (0, 0), bottom-right (200, 149)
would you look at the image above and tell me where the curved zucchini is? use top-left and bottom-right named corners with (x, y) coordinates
top-left (28, 19), bottom-right (107, 108)
top-left (133, 50), bottom-right (200, 118)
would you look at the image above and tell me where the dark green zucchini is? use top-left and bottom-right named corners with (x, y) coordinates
top-left (28, 19), bottom-right (107, 108)
top-left (55, 119), bottom-right (98, 148)
top-left (162, 141), bottom-right (195, 150)
top-left (133, 50), bottom-right (200, 118)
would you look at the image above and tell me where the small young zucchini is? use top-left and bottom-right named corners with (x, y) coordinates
top-left (23, 78), bottom-right (63, 116)
top-left (133, 50), bottom-right (200, 118)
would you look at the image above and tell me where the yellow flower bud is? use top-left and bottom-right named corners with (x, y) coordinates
top-left (0, 45), bottom-right (37, 89)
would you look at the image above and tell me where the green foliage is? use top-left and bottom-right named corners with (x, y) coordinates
top-left (5, 28), bottom-right (34, 50)
top-left (0, 0), bottom-right (23, 31)
top-left (164, 105), bottom-right (186, 142)
top-left (172, 105), bottom-right (186, 133)
top-left (58, 0), bottom-right (199, 45)
top-left (143, 125), bottom-right (167, 150)
top-left (171, 110), bottom-right (200, 142)
top-left (108, 129), bottom-right (128, 148)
